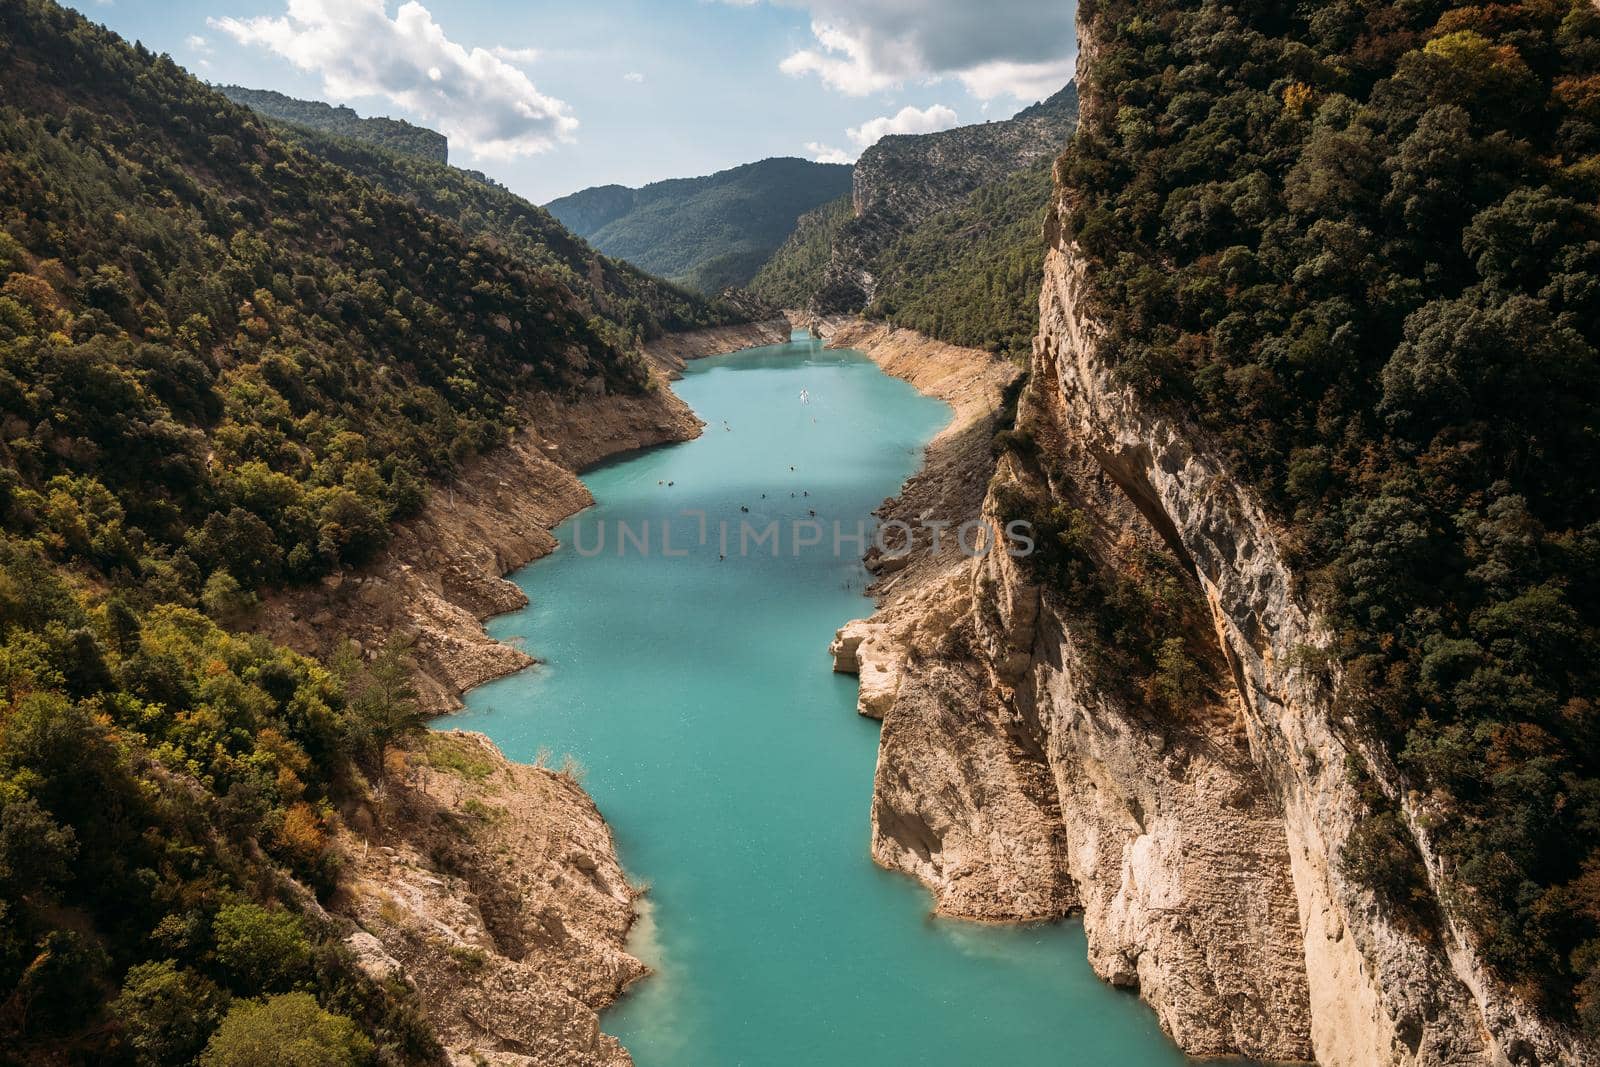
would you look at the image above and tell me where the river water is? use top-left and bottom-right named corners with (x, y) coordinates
top-left (446, 334), bottom-right (1206, 1066)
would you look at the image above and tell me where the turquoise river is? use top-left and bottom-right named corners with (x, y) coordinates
top-left (445, 334), bottom-right (1232, 1066)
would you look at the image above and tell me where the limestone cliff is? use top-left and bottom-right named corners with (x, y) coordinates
top-left (822, 315), bottom-right (1314, 1059)
top-left (1021, 229), bottom-right (1590, 1064)
top-left (825, 66), bottom-right (1594, 1067)
top-left (336, 731), bottom-right (644, 1067)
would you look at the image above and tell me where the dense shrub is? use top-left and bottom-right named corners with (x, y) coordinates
top-left (112, 961), bottom-right (229, 1066)
top-left (992, 478), bottom-right (1223, 721)
top-left (201, 993), bottom-right (372, 1067)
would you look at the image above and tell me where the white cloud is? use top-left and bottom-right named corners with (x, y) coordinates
top-left (773, 0), bottom-right (1076, 101)
top-left (846, 103), bottom-right (957, 148)
top-left (210, 0), bottom-right (577, 159)
top-left (957, 58), bottom-right (1077, 103)
top-left (624, 71), bottom-right (645, 83)
top-left (805, 141), bottom-right (853, 164)
top-left (185, 34), bottom-right (212, 52)
top-left (780, 22), bottom-right (903, 96)
top-left (492, 45), bottom-right (540, 64)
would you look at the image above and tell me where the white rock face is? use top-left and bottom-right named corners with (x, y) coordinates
top-left (829, 619), bottom-right (902, 718)
top-left (344, 930), bottom-right (409, 987)
top-left (818, 287), bottom-right (1589, 1062)
top-left (1034, 239), bottom-right (1594, 1065)
top-left (843, 228), bottom-right (1594, 1065)
top-left (341, 732), bottom-right (646, 1067)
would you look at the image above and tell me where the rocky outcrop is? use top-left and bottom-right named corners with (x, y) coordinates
top-left (827, 121), bottom-right (1593, 1067)
top-left (256, 320), bottom-right (790, 714)
top-left (335, 731), bottom-right (645, 1066)
top-left (826, 316), bottom-right (1316, 1059)
top-left (807, 86), bottom-right (1079, 313)
top-left (1029, 230), bottom-right (1591, 1065)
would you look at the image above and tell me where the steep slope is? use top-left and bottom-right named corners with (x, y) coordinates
top-left (217, 85), bottom-right (449, 163)
top-left (805, 83), bottom-right (1078, 314)
top-left (546, 157), bottom-right (853, 292)
top-left (864, 157), bottom-right (1054, 360)
top-left (253, 319), bottom-right (790, 717)
top-left (339, 730), bottom-right (646, 1067)
top-left (1054, 0), bottom-right (1600, 1048)
top-left (252, 108), bottom-right (739, 341)
top-left (836, 0), bottom-right (1600, 1062)
top-left (0, 2), bottom-right (751, 1062)
top-left (748, 193), bottom-right (852, 310)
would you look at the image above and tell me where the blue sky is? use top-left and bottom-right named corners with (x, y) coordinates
top-left (77, 0), bottom-right (1076, 204)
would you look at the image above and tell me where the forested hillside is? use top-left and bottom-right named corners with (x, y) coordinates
top-left (0, 1), bottom-right (733, 1060)
top-left (217, 85), bottom-right (449, 164)
top-left (865, 158), bottom-right (1054, 360)
top-left (1063, 0), bottom-right (1600, 1031)
top-left (545, 157), bottom-right (853, 293)
top-left (747, 194), bottom-right (851, 311)
top-left (253, 110), bottom-right (735, 343)
top-left (750, 86), bottom-right (1076, 358)
top-left (805, 83), bottom-right (1077, 315)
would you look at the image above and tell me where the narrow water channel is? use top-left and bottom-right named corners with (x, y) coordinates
top-left (445, 334), bottom-right (1210, 1066)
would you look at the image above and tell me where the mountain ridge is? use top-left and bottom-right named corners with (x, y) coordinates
top-left (546, 156), bottom-right (853, 293)
top-left (217, 84), bottom-right (450, 163)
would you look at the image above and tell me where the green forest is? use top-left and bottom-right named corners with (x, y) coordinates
top-left (747, 194), bottom-right (852, 310)
top-left (866, 159), bottom-right (1055, 361)
top-left (257, 116), bottom-right (733, 346)
top-left (749, 88), bottom-right (1076, 361)
top-left (751, 162), bottom-right (1056, 362)
top-left (1064, 0), bottom-right (1600, 1030)
top-left (0, 1), bottom-right (740, 1061)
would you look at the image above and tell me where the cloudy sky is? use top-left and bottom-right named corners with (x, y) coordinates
top-left (84, 0), bottom-right (1077, 203)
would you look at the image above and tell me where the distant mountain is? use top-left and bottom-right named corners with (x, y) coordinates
top-left (546, 158), bottom-right (854, 294)
top-left (546, 183), bottom-right (637, 236)
top-left (218, 84), bottom-right (449, 163)
top-left (754, 83), bottom-right (1079, 319)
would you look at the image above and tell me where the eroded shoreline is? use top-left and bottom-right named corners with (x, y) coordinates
top-left (281, 316), bottom-right (1020, 1067)
top-left (258, 319), bottom-right (790, 1067)
top-left (256, 319), bottom-right (791, 715)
